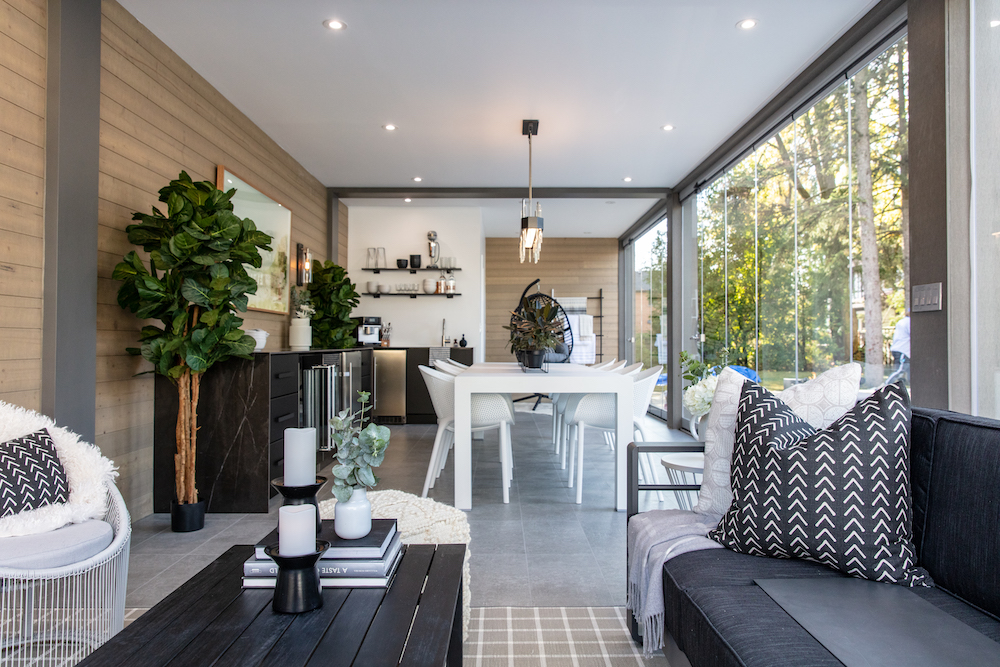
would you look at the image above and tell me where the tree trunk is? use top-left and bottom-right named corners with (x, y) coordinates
top-left (174, 367), bottom-right (202, 505)
top-left (853, 68), bottom-right (883, 386)
top-left (897, 42), bottom-right (910, 312)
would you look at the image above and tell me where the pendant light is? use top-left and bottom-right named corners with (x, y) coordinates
top-left (520, 119), bottom-right (543, 263)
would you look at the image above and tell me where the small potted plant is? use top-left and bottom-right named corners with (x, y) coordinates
top-left (329, 391), bottom-right (390, 539)
top-left (289, 287), bottom-right (314, 351)
top-left (679, 351), bottom-right (726, 438)
top-left (504, 297), bottom-right (563, 369)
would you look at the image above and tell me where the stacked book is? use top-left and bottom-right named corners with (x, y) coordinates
top-left (243, 518), bottom-right (402, 588)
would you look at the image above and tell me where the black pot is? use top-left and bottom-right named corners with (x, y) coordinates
top-left (409, 254), bottom-right (422, 269)
top-left (396, 259), bottom-right (408, 269)
top-left (523, 349), bottom-right (546, 369)
top-left (171, 499), bottom-right (207, 532)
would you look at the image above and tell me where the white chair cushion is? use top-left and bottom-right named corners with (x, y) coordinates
top-left (0, 402), bottom-right (117, 538)
top-left (0, 519), bottom-right (113, 569)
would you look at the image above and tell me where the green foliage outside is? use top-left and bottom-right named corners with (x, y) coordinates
top-left (306, 260), bottom-right (360, 349)
top-left (673, 39), bottom-right (908, 388)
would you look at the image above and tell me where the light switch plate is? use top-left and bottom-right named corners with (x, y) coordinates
top-left (911, 283), bottom-right (942, 312)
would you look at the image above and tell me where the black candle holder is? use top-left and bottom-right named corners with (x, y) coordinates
top-left (271, 476), bottom-right (327, 534)
top-left (264, 541), bottom-right (330, 614)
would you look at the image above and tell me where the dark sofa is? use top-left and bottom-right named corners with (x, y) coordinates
top-left (630, 407), bottom-right (1000, 666)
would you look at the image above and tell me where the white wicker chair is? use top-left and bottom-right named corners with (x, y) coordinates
top-left (0, 481), bottom-right (131, 666)
top-left (419, 365), bottom-right (516, 502)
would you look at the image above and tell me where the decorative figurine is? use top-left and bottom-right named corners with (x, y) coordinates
top-left (427, 231), bottom-right (440, 268)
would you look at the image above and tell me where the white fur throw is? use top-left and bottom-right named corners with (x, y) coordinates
top-left (320, 489), bottom-right (472, 640)
top-left (0, 401), bottom-right (117, 538)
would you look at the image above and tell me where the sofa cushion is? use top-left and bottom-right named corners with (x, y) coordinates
top-left (0, 429), bottom-right (70, 517)
top-left (0, 519), bottom-right (113, 569)
top-left (696, 364), bottom-right (862, 516)
top-left (710, 381), bottom-right (930, 586)
top-left (919, 413), bottom-right (1000, 619)
top-left (663, 549), bottom-right (1000, 667)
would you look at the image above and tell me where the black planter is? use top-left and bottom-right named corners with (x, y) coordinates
top-left (171, 498), bottom-right (207, 532)
top-left (523, 349), bottom-right (546, 369)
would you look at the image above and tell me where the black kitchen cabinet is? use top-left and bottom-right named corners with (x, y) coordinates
top-left (405, 347), bottom-right (475, 424)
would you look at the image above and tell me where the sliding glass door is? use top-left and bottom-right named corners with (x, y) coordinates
top-left (632, 218), bottom-right (668, 418)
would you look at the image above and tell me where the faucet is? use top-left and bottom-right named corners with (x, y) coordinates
top-left (442, 318), bottom-right (446, 347)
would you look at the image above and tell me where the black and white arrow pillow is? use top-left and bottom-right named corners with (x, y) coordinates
top-left (0, 429), bottom-right (70, 518)
top-left (709, 381), bottom-right (931, 587)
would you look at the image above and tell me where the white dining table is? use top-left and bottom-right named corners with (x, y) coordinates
top-left (452, 362), bottom-right (634, 511)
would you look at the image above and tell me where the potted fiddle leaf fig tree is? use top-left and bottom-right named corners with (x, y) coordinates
top-left (306, 260), bottom-right (360, 349)
top-left (114, 171), bottom-right (272, 532)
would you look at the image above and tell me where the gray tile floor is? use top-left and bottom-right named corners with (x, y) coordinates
top-left (126, 403), bottom-right (683, 609)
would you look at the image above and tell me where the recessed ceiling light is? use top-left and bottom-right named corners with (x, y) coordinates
top-left (662, 124), bottom-right (675, 131)
top-left (738, 18), bottom-right (758, 30)
top-left (404, 198), bottom-right (412, 203)
top-left (991, 19), bottom-right (1000, 27)
top-left (324, 19), bottom-right (346, 30)
top-left (383, 124), bottom-right (396, 131)
top-left (412, 177), bottom-right (422, 182)
top-left (623, 177), bottom-right (632, 182)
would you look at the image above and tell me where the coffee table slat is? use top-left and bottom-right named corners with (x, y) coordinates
top-left (258, 588), bottom-right (351, 667)
top-left (211, 596), bottom-right (297, 667)
top-left (164, 589), bottom-right (272, 666)
top-left (304, 588), bottom-right (387, 667)
top-left (79, 546), bottom-right (249, 667)
top-left (353, 544), bottom-right (436, 667)
top-left (400, 544), bottom-right (466, 667)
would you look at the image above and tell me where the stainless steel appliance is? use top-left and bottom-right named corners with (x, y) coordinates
top-left (373, 349), bottom-right (406, 424)
top-left (357, 316), bottom-right (382, 345)
top-left (302, 350), bottom-right (369, 450)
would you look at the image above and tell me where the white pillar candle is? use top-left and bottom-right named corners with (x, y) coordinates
top-left (283, 427), bottom-right (316, 487)
top-left (278, 505), bottom-right (316, 556)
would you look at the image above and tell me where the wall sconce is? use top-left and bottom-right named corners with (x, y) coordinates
top-left (296, 243), bottom-right (313, 286)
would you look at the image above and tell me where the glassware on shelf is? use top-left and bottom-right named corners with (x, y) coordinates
top-left (366, 248), bottom-right (377, 269)
top-left (376, 248), bottom-right (387, 269)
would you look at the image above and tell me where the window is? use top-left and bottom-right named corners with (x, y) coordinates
top-left (633, 218), bottom-right (668, 417)
top-left (694, 36), bottom-right (909, 393)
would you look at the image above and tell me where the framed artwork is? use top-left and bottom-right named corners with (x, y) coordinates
top-left (217, 166), bottom-right (292, 314)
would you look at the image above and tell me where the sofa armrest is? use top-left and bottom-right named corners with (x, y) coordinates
top-left (627, 441), bottom-right (706, 519)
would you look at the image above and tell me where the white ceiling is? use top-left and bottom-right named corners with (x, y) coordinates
top-left (117, 0), bottom-right (879, 237)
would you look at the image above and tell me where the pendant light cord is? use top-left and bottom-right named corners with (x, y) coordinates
top-left (528, 132), bottom-right (533, 206)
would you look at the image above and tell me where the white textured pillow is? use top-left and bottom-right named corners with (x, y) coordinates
top-left (694, 363), bottom-right (862, 517)
top-left (0, 401), bottom-right (117, 537)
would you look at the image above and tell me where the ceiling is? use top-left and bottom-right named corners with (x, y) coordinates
top-left (117, 0), bottom-right (880, 237)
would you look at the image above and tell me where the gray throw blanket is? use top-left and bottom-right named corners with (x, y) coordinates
top-left (626, 510), bottom-right (723, 657)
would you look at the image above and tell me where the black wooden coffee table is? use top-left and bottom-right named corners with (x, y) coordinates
top-left (80, 543), bottom-right (465, 667)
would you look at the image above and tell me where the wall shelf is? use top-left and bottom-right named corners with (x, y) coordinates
top-left (362, 267), bottom-right (462, 274)
top-left (365, 292), bottom-right (461, 299)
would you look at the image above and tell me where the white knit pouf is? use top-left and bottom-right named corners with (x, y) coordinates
top-left (319, 489), bottom-right (472, 640)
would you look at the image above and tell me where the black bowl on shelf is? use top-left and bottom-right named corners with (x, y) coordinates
top-left (396, 259), bottom-right (408, 269)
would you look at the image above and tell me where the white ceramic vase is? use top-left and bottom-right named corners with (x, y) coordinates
top-left (334, 488), bottom-right (372, 539)
top-left (289, 317), bottom-right (312, 351)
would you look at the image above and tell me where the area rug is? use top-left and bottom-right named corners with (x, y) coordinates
top-left (465, 607), bottom-right (669, 666)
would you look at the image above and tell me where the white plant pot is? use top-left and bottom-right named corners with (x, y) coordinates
top-left (289, 317), bottom-right (312, 351)
top-left (334, 488), bottom-right (372, 539)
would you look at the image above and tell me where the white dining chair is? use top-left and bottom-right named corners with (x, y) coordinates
top-left (433, 359), bottom-right (515, 420)
top-left (551, 359), bottom-right (635, 465)
top-left (418, 365), bottom-right (516, 502)
top-left (660, 453), bottom-right (704, 510)
top-left (561, 366), bottom-right (663, 503)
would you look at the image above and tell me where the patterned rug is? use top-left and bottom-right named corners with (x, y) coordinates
top-left (465, 607), bottom-right (670, 666)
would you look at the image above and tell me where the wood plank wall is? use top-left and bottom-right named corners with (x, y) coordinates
top-left (98, 0), bottom-right (329, 516)
top-left (0, 0), bottom-right (45, 412)
top-left (338, 199), bottom-right (349, 267)
top-left (484, 238), bottom-right (618, 363)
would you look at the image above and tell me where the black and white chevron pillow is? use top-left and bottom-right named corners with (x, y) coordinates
top-left (709, 381), bottom-right (931, 587)
top-left (0, 429), bottom-right (70, 518)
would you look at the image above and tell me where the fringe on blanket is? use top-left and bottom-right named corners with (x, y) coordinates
top-left (627, 578), bottom-right (663, 657)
